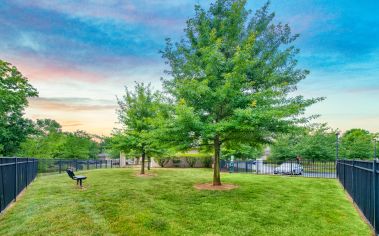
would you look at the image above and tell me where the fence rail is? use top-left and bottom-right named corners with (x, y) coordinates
top-left (337, 159), bottom-right (378, 234)
top-left (220, 159), bottom-right (336, 178)
top-left (0, 157), bottom-right (38, 213)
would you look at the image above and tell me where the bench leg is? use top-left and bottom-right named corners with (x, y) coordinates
top-left (79, 179), bottom-right (82, 188)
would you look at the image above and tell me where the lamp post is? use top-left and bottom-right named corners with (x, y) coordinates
top-left (336, 131), bottom-right (340, 160)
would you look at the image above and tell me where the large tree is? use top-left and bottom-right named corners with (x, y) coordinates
top-left (162, 1), bottom-right (321, 185)
top-left (0, 60), bottom-right (38, 156)
top-left (115, 83), bottom-right (168, 174)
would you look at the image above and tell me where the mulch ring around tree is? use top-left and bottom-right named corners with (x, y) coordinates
top-left (135, 172), bottom-right (157, 177)
top-left (194, 183), bottom-right (239, 191)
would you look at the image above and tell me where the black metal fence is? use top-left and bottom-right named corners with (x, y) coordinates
top-left (38, 158), bottom-right (120, 174)
top-left (0, 157), bottom-right (38, 213)
top-left (337, 159), bottom-right (378, 234)
top-left (220, 159), bottom-right (336, 178)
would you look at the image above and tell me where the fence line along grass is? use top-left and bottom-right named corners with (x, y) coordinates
top-left (0, 168), bottom-right (372, 236)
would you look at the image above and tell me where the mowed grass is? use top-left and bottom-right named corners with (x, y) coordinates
top-left (0, 168), bottom-right (371, 236)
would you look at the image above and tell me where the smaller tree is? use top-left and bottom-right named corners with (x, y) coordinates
top-left (115, 83), bottom-right (168, 174)
top-left (341, 129), bottom-right (373, 159)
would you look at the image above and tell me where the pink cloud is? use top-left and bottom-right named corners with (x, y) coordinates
top-left (6, 54), bottom-right (107, 83)
top-left (28, 97), bottom-right (117, 111)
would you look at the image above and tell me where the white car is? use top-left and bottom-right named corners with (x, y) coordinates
top-left (274, 163), bottom-right (303, 175)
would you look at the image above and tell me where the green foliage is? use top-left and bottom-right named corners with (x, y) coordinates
top-left (175, 152), bottom-right (213, 167)
top-left (154, 156), bottom-right (172, 167)
top-left (341, 129), bottom-right (373, 159)
top-left (222, 144), bottom-right (263, 160)
top-left (202, 156), bottom-right (213, 168)
top-left (270, 124), bottom-right (336, 161)
top-left (185, 156), bottom-right (197, 167)
top-left (100, 136), bottom-right (121, 159)
top-left (0, 60), bottom-right (38, 155)
top-left (17, 119), bottom-right (100, 159)
top-left (161, 1), bottom-right (321, 183)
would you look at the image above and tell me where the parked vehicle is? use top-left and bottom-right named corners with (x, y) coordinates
top-left (274, 163), bottom-right (303, 175)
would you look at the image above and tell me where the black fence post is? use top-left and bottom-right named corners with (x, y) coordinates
top-left (25, 158), bottom-right (28, 189)
top-left (87, 160), bottom-right (90, 170)
top-left (343, 159), bottom-right (346, 190)
top-left (75, 159), bottom-right (78, 171)
top-left (111, 160), bottom-right (113, 168)
top-left (59, 159), bottom-right (62, 174)
top-left (373, 159), bottom-right (377, 231)
top-left (352, 160), bottom-right (355, 199)
top-left (14, 158), bottom-right (18, 201)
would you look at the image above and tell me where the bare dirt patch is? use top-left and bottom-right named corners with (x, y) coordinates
top-left (194, 183), bottom-right (239, 191)
top-left (135, 173), bottom-right (157, 177)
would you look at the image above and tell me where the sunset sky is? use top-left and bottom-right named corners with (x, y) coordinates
top-left (1, 0), bottom-right (378, 136)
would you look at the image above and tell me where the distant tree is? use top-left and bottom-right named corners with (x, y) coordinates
top-left (55, 131), bottom-right (99, 159)
top-left (100, 136), bottom-right (121, 159)
top-left (270, 133), bottom-right (302, 161)
top-left (297, 125), bottom-right (336, 160)
top-left (115, 83), bottom-right (169, 174)
top-left (0, 60), bottom-right (38, 155)
top-left (17, 120), bottom-right (100, 159)
top-left (271, 124), bottom-right (336, 161)
top-left (35, 119), bottom-right (62, 135)
top-left (222, 144), bottom-right (264, 160)
top-left (341, 129), bottom-right (373, 159)
top-left (161, 1), bottom-right (321, 185)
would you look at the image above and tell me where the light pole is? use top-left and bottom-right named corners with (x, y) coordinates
top-left (336, 131), bottom-right (340, 160)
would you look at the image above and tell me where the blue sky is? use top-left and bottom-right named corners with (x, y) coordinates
top-left (1, 0), bottom-right (378, 135)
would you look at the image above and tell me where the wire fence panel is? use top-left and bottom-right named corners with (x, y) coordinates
top-left (220, 159), bottom-right (336, 179)
top-left (0, 157), bottom-right (38, 213)
top-left (337, 159), bottom-right (378, 235)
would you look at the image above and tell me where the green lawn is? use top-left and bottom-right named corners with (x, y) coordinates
top-left (0, 168), bottom-right (371, 236)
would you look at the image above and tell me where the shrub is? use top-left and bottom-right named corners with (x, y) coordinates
top-left (202, 156), bottom-right (213, 168)
top-left (185, 157), bottom-right (197, 168)
top-left (155, 156), bottom-right (171, 167)
top-left (176, 153), bottom-right (213, 168)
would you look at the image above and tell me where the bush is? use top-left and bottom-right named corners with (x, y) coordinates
top-left (176, 153), bottom-right (213, 168)
top-left (155, 156), bottom-right (171, 167)
top-left (202, 156), bottom-right (212, 168)
top-left (185, 157), bottom-right (197, 167)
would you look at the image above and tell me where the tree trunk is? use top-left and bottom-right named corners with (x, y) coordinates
top-left (213, 135), bottom-right (222, 186)
top-left (147, 156), bottom-right (151, 170)
top-left (141, 151), bottom-right (145, 174)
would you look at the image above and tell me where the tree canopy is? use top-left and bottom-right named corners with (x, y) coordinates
top-left (270, 124), bottom-right (337, 161)
top-left (0, 60), bottom-right (38, 156)
top-left (17, 119), bottom-right (101, 159)
top-left (340, 129), bottom-right (373, 159)
top-left (161, 0), bottom-right (321, 185)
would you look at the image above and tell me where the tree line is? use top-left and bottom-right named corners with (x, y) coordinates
top-left (270, 124), bottom-right (378, 161)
